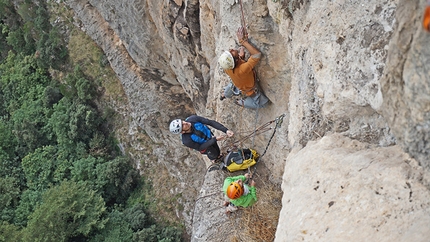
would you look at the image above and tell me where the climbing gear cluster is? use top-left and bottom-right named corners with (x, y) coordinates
top-left (208, 114), bottom-right (285, 174)
top-left (222, 114), bottom-right (285, 153)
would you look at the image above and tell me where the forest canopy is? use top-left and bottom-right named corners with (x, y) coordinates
top-left (0, 1), bottom-right (183, 241)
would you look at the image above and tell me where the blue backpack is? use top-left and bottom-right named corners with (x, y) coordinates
top-left (190, 122), bottom-right (212, 144)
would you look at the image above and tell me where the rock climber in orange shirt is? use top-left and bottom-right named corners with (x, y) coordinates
top-left (218, 27), bottom-right (270, 109)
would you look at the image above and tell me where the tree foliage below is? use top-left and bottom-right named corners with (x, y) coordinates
top-left (0, 0), bottom-right (184, 241)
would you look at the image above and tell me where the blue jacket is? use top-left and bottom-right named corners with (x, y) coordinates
top-left (181, 115), bottom-right (228, 152)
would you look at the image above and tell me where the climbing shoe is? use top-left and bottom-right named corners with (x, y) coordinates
top-left (212, 154), bottom-right (224, 163)
top-left (208, 163), bottom-right (221, 172)
top-left (235, 99), bottom-right (245, 107)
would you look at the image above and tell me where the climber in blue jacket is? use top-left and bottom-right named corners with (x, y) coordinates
top-left (169, 115), bottom-right (234, 162)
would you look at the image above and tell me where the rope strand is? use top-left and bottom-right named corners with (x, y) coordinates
top-left (239, 0), bottom-right (248, 36)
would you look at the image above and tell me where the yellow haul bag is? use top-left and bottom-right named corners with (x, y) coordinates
top-left (223, 148), bottom-right (259, 172)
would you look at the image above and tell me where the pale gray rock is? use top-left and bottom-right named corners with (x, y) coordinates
top-left (276, 134), bottom-right (430, 242)
top-left (191, 170), bottom-right (230, 242)
top-left (380, 1), bottom-right (430, 169)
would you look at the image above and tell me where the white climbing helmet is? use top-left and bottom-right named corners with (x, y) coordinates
top-left (218, 51), bottom-right (235, 70)
top-left (169, 119), bottom-right (182, 134)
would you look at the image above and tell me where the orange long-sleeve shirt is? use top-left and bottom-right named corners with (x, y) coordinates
top-left (225, 53), bottom-right (261, 97)
top-left (424, 5), bottom-right (430, 31)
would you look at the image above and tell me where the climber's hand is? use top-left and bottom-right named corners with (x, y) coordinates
top-left (216, 135), bottom-right (226, 141)
top-left (238, 47), bottom-right (245, 59)
top-left (236, 27), bottom-right (248, 42)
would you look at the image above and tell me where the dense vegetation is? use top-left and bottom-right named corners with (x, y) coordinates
top-left (0, 1), bottom-right (183, 241)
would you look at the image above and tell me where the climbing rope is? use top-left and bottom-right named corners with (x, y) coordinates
top-left (220, 114), bottom-right (285, 155)
top-left (251, 107), bottom-right (259, 147)
top-left (247, 108), bottom-right (260, 175)
top-left (237, 104), bottom-right (248, 173)
top-left (239, 0), bottom-right (248, 36)
top-left (248, 113), bottom-right (285, 180)
top-left (242, 115), bottom-right (281, 146)
top-left (258, 114), bottom-right (285, 159)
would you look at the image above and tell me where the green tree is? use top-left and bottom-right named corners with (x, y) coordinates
top-left (1, 0), bottom-right (67, 68)
top-left (0, 4), bottom-right (183, 241)
top-left (5, 23), bottom-right (35, 56)
top-left (13, 189), bottom-right (43, 227)
top-left (47, 98), bottom-right (101, 161)
top-left (23, 181), bottom-right (107, 242)
top-left (156, 226), bottom-right (183, 242)
top-left (61, 66), bottom-right (98, 102)
top-left (0, 53), bottom-right (50, 156)
top-left (71, 156), bottom-right (138, 205)
top-left (33, 4), bottom-right (50, 32)
top-left (89, 209), bottom-right (133, 242)
top-left (11, 99), bottom-right (51, 155)
top-left (132, 224), bottom-right (182, 242)
top-left (0, 0), bottom-right (17, 23)
top-left (0, 221), bottom-right (23, 242)
top-left (0, 54), bottom-right (49, 113)
top-left (35, 29), bottom-right (67, 69)
top-left (90, 203), bottom-right (183, 242)
top-left (0, 120), bottom-right (24, 188)
top-left (0, 0), bottom-right (18, 60)
top-left (0, 119), bottom-right (16, 158)
top-left (95, 156), bottom-right (138, 205)
top-left (43, 85), bottom-right (63, 108)
top-left (133, 225), bottom-right (159, 242)
top-left (123, 203), bottom-right (150, 231)
top-left (21, 146), bottom-right (57, 191)
top-left (0, 176), bottom-right (21, 223)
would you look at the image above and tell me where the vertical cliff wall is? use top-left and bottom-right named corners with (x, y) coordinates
top-left (381, 0), bottom-right (430, 169)
top-left (65, 0), bottom-right (430, 240)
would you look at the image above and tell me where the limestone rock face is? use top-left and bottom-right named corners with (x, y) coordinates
top-left (65, 0), bottom-right (430, 240)
top-left (276, 134), bottom-right (430, 241)
top-left (381, 1), bottom-right (430, 169)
